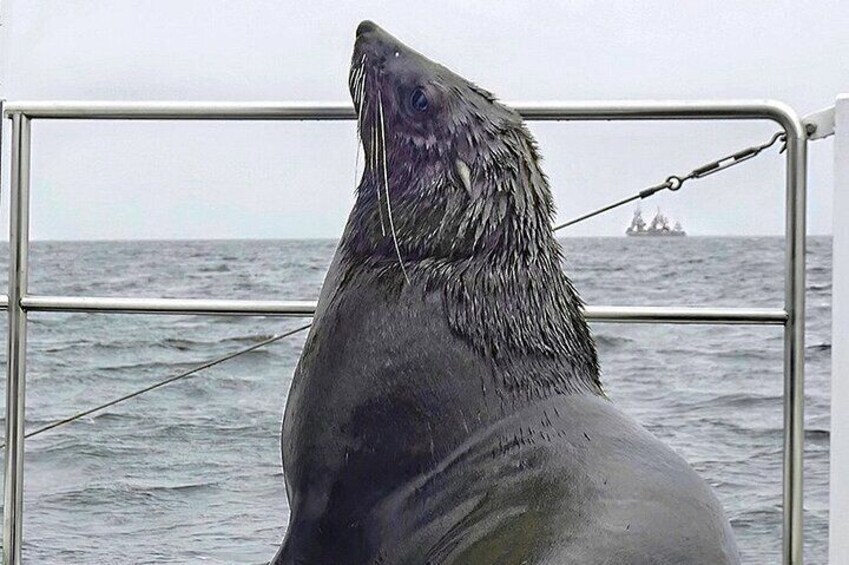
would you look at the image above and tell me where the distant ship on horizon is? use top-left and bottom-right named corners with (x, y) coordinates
top-left (626, 207), bottom-right (686, 237)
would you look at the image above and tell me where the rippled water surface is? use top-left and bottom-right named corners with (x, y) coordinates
top-left (0, 236), bottom-right (831, 563)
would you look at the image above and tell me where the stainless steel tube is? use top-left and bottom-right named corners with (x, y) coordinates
top-left (584, 305), bottom-right (787, 325)
top-left (21, 296), bottom-right (317, 317)
top-left (0, 100), bottom-right (4, 202)
top-left (18, 296), bottom-right (787, 325)
top-left (783, 115), bottom-right (808, 565)
top-left (4, 99), bottom-right (799, 126)
top-left (3, 114), bottom-right (31, 565)
top-left (0, 296), bottom-right (791, 324)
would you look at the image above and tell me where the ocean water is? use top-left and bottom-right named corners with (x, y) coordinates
top-left (0, 236), bottom-right (831, 564)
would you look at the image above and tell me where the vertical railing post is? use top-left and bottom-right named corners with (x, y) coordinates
top-left (830, 95), bottom-right (849, 564)
top-left (3, 112), bottom-right (31, 565)
top-left (783, 114), bottom-right (807, 564)
top-left (0, 100), bottom-right (4, 192)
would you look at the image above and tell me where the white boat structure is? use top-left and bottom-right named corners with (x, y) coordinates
top-left (626, 207), bottom-right (686, 237)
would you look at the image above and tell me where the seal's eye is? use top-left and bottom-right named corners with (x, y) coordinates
top-left (410, 88), bottom-right (429, 112)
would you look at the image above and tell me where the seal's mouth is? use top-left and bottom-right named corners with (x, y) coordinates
top-left (348, 21), bottom-right (400, 128)
top-left (348, 21), bottom-right (395, 199)
top-left (349, 20), bottom-right (396, 99)
top-left (348, 21), bottom-right (385, 150)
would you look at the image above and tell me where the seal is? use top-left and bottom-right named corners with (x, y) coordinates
top-left (271, 20), bottom-right (740, 565)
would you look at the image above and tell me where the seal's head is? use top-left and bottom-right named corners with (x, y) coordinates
top-left (347, 21), bottom-right (600, 393)
top-left (348, 20), bottom-right (553, 262)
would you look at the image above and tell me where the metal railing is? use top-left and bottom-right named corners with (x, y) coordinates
top-left (1, 100), bottom-right (807, 564)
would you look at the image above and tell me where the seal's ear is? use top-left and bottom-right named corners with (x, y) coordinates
top-left (455, 159), bottom-right (479, 199)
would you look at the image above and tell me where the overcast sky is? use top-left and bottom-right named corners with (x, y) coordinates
top-left (1, 1), bottom-right (847, 240)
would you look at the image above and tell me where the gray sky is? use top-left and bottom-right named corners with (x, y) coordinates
top-left (1, 1), bottom-right (846, 240)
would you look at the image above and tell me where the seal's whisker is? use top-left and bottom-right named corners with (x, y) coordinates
top-left (355, 75), bottom-right (386, 235)
top-left (353, 56), bottom-right (388, 236)
top-left (354, 72), bottom-right (366, 147)
top-left (353, 86), bottom-right (364, 196)
top-left (356, 61), bottom-right (367, 127)
top-left (352, 55), bottom-right (367, 105)
top-left (369, 118), bottom-right (377, 172)
top-left (358, 57), bottom-right (367, 96)
top-left (378, 93), bottom-right (410, 284)
top-left (349, 66), bottom-right (360, 93)
top-left (351, 56), bottom-right (363, 90)
top-left (353, 69), bottom-right (364, 103)
top-left (370, 112), bottom-right (387, 236)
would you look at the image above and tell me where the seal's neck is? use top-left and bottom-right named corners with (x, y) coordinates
top-left (339, 147), bottom-right (602, 397)
top-left (435, 232), bottom-right (602, 397)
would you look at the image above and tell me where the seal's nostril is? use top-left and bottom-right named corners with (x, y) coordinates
top-left (356, 20), bottom-right (378, 37)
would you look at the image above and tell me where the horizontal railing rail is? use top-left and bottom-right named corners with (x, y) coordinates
top-left (1, 100), bottom-right (807, 565)
top-left (4, 99), bottom-right (806, 135)
top-left (0, 294), bottom-right (790, 324)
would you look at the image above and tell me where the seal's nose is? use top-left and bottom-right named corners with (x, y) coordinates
top-left (356, 20), bottom-right (379, 37)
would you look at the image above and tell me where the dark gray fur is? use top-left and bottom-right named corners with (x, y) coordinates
top-left (270, 21), bottom-right (740, 565)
